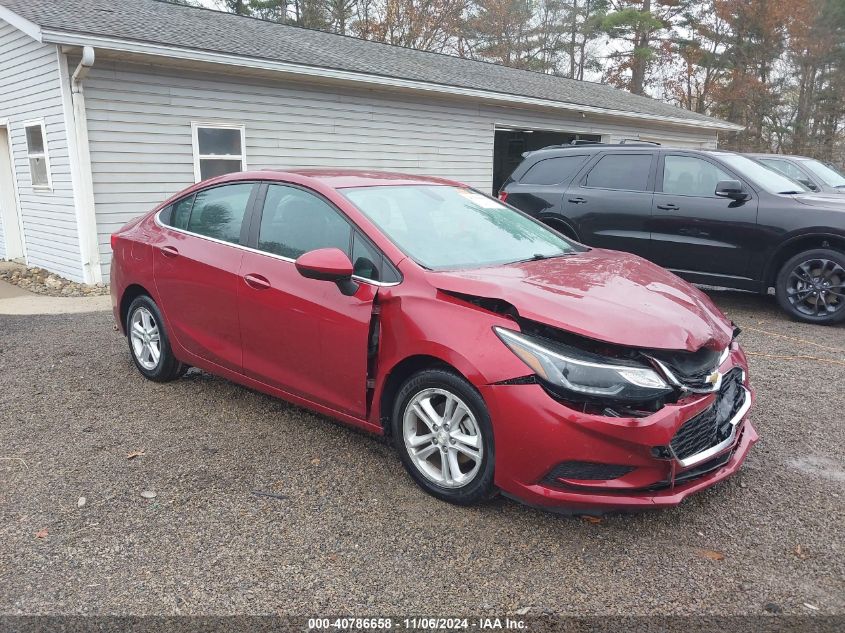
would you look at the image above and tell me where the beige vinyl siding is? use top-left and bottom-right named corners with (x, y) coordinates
top-left (83, 59), bottom-right (718, 281)
top-left (0, 19), bottom-right (81, 279)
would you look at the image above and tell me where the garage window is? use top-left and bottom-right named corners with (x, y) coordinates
top-left (192, 123), bottom-right (246, 182)
top-left (24, 120), bottom-right (51, 189)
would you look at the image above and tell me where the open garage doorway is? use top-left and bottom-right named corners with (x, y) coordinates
top-left (492, 128), bottom-right (602, 194)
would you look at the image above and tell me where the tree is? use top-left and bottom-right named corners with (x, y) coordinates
top-left (600, 0), bottom-right (688, 95)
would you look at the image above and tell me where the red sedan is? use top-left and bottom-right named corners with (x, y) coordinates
top-left (110, 169), bottom-right (757, 511)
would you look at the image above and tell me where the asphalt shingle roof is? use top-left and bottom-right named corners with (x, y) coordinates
top-left (2, 0), bottom-right (734, 129)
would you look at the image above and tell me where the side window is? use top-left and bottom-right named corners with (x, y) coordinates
top-left (24, 121), bottom-right (51, 189)
top-left (760, 159), bottom-right (805, 182)
top-left (662, 155), bottom-right (732, 197)
top-left (351, 232), bottom-right (382, 281)
top-left (164, 195), bottom-right (194, 230)
top-left (258, 185), bottom-right (351, 259)
top-left (584, 154), bottom-right (651, 191)
top-left (186, 183), bottom-right (253, 243)
top-left (520, 155), bottom-right (589, 185)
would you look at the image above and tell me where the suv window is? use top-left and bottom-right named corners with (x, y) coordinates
top-left (584, 153), bottom-right (651, 191)
top-left (521, 155), bottom-right (588, 185)
top-left (186, 183), bottom-right (253, 243)
top-left (663, 155), bottom-right (732, 197)
top-left (758, 158), bottom-right (806, 182)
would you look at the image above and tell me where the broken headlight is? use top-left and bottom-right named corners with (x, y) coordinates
top-left (494, 327), bottom-right (673, 404)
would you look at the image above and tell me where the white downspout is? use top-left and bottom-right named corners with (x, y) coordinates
top-left (70, 46), bottom-right (102, 284)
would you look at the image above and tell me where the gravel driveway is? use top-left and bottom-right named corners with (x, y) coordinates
top-left (0, 290), bottom-right (842, 617)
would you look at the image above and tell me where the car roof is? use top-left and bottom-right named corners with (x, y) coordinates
top-left (746, 153), bottom-right (812, 161)
top-left (222, 168), bottom-right (465, 189)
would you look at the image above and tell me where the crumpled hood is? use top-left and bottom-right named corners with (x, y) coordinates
top-left (426, 249), bottom-right (733, 352)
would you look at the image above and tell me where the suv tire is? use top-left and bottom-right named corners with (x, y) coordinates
top-left (776, 248), bottom-right (845, 325)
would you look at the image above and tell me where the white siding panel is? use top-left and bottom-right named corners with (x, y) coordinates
top-left (0, 20), bottom-right (81, 280)
top-left (85, 60), bottom-right (717, 281)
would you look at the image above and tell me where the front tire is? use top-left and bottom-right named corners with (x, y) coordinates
top-left (391, 369), bottom-right (495, 505)
top-left (776, 249), bottom-right (845, 325)
top-left (126, 295), bottom-right (187, 382)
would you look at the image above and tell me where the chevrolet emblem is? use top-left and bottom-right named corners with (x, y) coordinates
top-left (706, 370), bottom-right (721, 386)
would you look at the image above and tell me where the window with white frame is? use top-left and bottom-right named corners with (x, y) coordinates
top-left (24, 121), bottom-right (51, 189)
top-left (192, 123), bottom-right (246, 182)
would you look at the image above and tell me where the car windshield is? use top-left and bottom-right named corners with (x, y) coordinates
top-left (717, 154), bottom-right (810, 194)
top-left (341, 185), bottom-right (576, 270)
top-left (802, 159), bottom-right (845, 188)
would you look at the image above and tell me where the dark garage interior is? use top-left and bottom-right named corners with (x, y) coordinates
top-left (492, 128), bottom-right (602, 194)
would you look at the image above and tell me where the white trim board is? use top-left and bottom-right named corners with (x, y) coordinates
top-left (0, 6), bottom-right (42, 42)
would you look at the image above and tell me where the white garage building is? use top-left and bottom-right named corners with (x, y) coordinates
top-left (0, 0), bottom-right (741, 284)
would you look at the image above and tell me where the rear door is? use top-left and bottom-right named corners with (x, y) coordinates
top-left (502, 153), bottom-right (590, 221)
top-left (563, 151), bottom-right (656, 256)
top-left (649, 152), bottom-right (758, 278)
top-left (154, 182), bottom-right (258, 373)
top-left (238, 183), bottom-right (380, 418)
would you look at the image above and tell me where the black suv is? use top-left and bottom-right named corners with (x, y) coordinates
top-left (499, 144), bottom-right (845, 325)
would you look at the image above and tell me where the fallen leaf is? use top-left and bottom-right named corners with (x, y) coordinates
top-left (77, 496), bottom-right (87, 508)
top-left (794, 545), bottom-right (809, 559)
top-left (140, 490), bottom-right (157, 499)
top-left (310, 458), bottom-right (321, 465)
top-left (803, 603), bottom-right (820, 611)
top-left (698, 549), bottom-right (725, 561)
top-left (515, 607), bottom-right (531, 616)
top-left (126, 450), bottom-right (146, 460)
top-left (34, 528), bottom-right (48, 539)
top-left (580, 515), bottom-right (602, 524)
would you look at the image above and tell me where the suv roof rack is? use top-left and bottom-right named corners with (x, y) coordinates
top-left (537, 141), bottom-right (662, 151)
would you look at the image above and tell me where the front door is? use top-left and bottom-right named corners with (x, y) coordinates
top-left (563, 151), bottom-right (656, 257)
top-left (0, 127), bottom-right (25, 261)
top-left (238, 183), bottom-right (375, 418)
top-left (650, 153), bottom-right (758, 278)
top-left (154, 182), bottom-right (257, 373)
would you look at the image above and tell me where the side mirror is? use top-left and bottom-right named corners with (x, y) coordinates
top-left (799, 179), bottom-right (819, 191)
top-left (295, 248), bottom-right (358, 296)
top-left (715, 179), bottom-right (749, 201)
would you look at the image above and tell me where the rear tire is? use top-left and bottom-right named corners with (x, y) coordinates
top-left (775, 248), bottom-right (845, 325)
top-left (126, 295), bottom-right (188, 382)
top-left (391, 369), bottom-right (495, 505)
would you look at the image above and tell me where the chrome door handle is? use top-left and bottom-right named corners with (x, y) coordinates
top-left (656, 203), bottom-right (680, 211)
top-left (243, 273), bottom-right (271, 290)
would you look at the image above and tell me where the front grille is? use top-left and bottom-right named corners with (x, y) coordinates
top-left (646, 450), bottom-right (733, 491)
top-left (669, 368), bottom-right (745, 460)
top-left (543, 461), bottom-right (635, 483)
top-left (649, 346), bottom-right (723, 390)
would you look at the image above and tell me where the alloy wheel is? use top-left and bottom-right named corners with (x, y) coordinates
top-left (402, 388), bottom-right (483, 489)
top-left (129, 306), bottom-right (162, 371)
top-left (786, 258), bottom-right (845, 318)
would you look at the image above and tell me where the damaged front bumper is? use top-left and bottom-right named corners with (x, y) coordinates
top-left (479, 348), bottom-right (757, 511)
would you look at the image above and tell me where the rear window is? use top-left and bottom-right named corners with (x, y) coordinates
top-left (520, 155), bottom-right (588, 185)
top-left (584, 153), bottom-right (652, 191)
